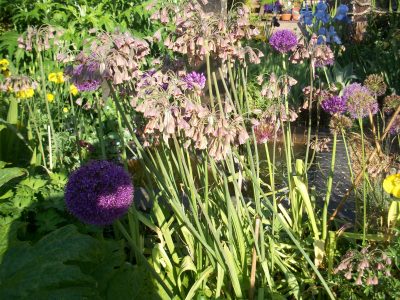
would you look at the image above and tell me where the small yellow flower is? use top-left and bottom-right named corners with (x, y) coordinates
top-left (0, 58), bottom-right (9, 71)
top-left (69, 84), bottom-right (78, 96)
top-left (48, 72), bottom-right (57, 82)
top-left (383, 174), bottom-right (400, 198)
top-left (56, 72), bottom-right (65, 83)
top-left (2, 69), bottom-right (11, 78)
top-left (15, 88), bottom-right (35, 99)
top-left (48, 71), bottom-right (64, 84)
top-left (47, 93), bottom-right (55, 102)
top-left (63, 107), bottom-right (69, 113)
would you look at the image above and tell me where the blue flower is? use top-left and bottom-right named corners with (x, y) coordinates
top-left (334, 4), bottom-right (350, 23)
top-left (317, 27), bottom-right (328, 44)
top-left (317, 26), bottom-right (342, 44)
top-left (300, 7), bottom-right (313, 25)
top-left (329, 26), bottom-right (342, 44)
top-left (314, 1), bottom-right (330, 24)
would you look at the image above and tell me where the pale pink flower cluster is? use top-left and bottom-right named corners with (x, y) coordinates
top-left (152, 1), bottom-right (263, 65)
top-left (334, 247), bottom-right (392, 286)
top-left (66, 31), bottom-right (150, 87)
top-left (132, 72), bottom-right (249, 160)
top-left (259, 73), bottom-right (298, 100)
top-left (18, 26), bottom-right (63, 52)
top-left (90, 31), bottom-right (150, 85)
top-left (289, 34), bottom-right (335, 68)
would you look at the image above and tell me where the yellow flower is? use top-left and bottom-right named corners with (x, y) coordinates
top-left (63, 107), bottom-right (69, 113)
top-left (69, 84), bottom-right (78, 96)
top-left (383, 174), bottom-right (400, 198)
top-left (48, 71), bottom-right (65, 84)
top-left (2, 69), bottom-right (10, 78)
top-left (0, 58), bottom-right (9, 71)
top-left (15, 88), bottom-right (35, 99)
top-left (47, 93), bottom-right (55, 102)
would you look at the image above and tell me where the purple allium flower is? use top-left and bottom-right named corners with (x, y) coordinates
top-left (65, 160), bottom-right (134, 225)
top-left (269, 30), bottom-right (298, 53)
top-left (65, 60), bottom-right (102, 92)
top-left (321, 95), bottom-right (346, 115)
top-left (343, 83), bottom-right (378, 119)
top-left (184, 71), bottom-right (206, 90)
top-left (389, 115), bottom-right (400, 135)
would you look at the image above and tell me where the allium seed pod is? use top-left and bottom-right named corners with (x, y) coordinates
top-left (364, 74), bottom-right (387, 96)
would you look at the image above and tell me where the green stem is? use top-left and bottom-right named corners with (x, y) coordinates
top-left (358, 119), bottom-right (367, 245)
top-left (322, 131), bottom-right (337, 241)
top-left (38, 52), bottom-right (57, 169)
top-left (96, 95), bottom-right (106, 160)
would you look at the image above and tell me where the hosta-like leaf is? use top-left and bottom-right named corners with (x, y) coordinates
top-left (0, 167), bottom-right (26, 189)
top-left (0, 225), bottom-right (125, 299)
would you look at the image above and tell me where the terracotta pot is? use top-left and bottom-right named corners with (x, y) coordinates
top-left (292, 14), bottom-right (300, 21)
top-left (280, 13), bottom-right (291, 21)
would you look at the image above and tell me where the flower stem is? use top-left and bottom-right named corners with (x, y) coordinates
top-left (322, 131), bottom-right (337, 241)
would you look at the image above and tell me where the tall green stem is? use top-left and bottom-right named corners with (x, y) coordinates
top-left (358, 119), bottom-right (367, 244)
top-left (37, 52), bottom-right (57, 169)
top-left (322, 131), bottom-right (337, 241)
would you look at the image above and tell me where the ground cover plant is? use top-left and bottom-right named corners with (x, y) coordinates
top-left (0, 0), bottom-right (399, 299)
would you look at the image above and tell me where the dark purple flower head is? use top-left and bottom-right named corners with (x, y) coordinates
top-left (269, 30), bottom-right (298, 53)
top-left (343, 83), bottom-right (378, 119)
top-left (65, 160), bottom-right (133, 225)
top-left (184, 71), bottom-right (206, 90)
top-left (321, 95), bottom-right (346, 115)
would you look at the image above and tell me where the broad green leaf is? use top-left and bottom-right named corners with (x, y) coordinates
top-left (0, 225), bottom-right (125, 299)
top-left (0, 167), bottom-right (26, 188)
top-left (107, 263), bottom-right (170, 300)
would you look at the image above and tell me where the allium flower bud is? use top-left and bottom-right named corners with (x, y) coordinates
top-left (65, 160), bottom-right (134, 225)
top-left (269, 29), bottom-right (298, 53)
top-left (343, 83), bottom-right (378, 119)
top-left (364, 74), bottom-right (387, 96)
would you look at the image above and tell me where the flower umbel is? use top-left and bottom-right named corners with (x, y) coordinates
top-left (269, 29), bottom-right (298, 53)
top-left (343, 83), bottom-right (377, 119)
top-left (65, 160), bottom-right (134, 225)
top-left (321, 95), bottom-right (346, 115)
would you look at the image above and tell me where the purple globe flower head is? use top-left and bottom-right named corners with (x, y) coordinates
top-left (269, 29), bottom-right (298, 53)
top-left (321, 96), bottom-right (347, 115)
top-left (343, 83), bottom-right (378, 119)
top-left (184, 71), bottom-right (206, 90)
top-left (65, 160), bottom-right (134, 225)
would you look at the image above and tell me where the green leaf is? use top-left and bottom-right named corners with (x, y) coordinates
top-left (0, 167), bottom-right (26, 189)
top-left (107, 263), bottom-right (170, 300)
top-left (0, 225), bottom-right (125, 299)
